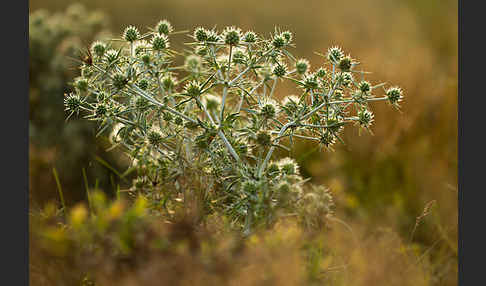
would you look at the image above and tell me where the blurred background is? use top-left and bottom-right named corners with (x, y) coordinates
top-left (29, 0), bottom-right (457, 284)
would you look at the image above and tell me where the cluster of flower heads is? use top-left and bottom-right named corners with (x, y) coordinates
top-left (65, 21), bottom-right (403, 230)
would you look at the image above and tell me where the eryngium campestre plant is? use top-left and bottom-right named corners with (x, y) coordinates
top-left (65, 22), bottom-right (403, 233)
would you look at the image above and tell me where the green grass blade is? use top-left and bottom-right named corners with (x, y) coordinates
top-left (82, 168), bottom-right (92, 213)
top-left (52, 168), bottom-right (66, 214)
top-left (94, 155), bottom-right (128, 182)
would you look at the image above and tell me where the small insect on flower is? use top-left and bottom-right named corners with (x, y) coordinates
top-left (295, 58), bottom-right (310, 75)
top-left (327, 46), bottom-right (344, 64)
top-left (123, 25), bottom-right (140, 42)
top-left (386, 86), bottom-right (404, 105)
top-left (222, 26), bottom-right (242, 46)
top-left (155, 19), bottom-right (173, 35)
top-left (151, 34), bottom-right (169, 51)
top-left (358, 109), bottom-right (374, 128)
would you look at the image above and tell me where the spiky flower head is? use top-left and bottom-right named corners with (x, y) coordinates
top-left (74, 77), bottom-right (88, 92)
top-left (302, 72), bottom-right (319, 90)
top-left (358, 109), bottom-right (374, 128)
top-left (203, 94), bottom-right (221, 111)
top-left (258, 64), bottom-right (273, 81)
top-left (184, 54), bottom-right (202, 72)
top-left (316, 67), bottom-right (327, 78)
top-left (272, 34), bottom-right (286, 49)
top-left (184, 80), bottom-right (201, 97)
top-left (104, 49), bottom-right (119, 64)
top-left (112, 73), bottom-right (128, 90)
top-left (333, 89), bottom-right (344, 100)
top-left (327, 46), bottom-right (344, 64)
top-left (156, 19), bottom-right (173, 35)
top-left (260, 98), bottom-right (279, 119)
top-left (174, 117), bottom-right (184, 126)
top-left (241, 180), bottom-right (258, 194)
top-left (338, 55), bottom-right (352, 71)
top-left (135, 96), bottom-right (150, 110)
top-left (273, 63), bottom-right (287, 77)
top-left (64, 93), bottom-right (82, 114)
top-left (194, 27), bottom-right (208, 42)
top-left (386, 86), bottom-right (403, 105)
top-left (90, 41), bottom-right (106, 57)
top-left (233, 138), bottom-right (250, 156)
top-left (206, 29), bottom-right (221, 43)
top-left (147, 130), bottom-right (163, 146)
top-left (266, 162), bottom-right (280, 177)
top-left (243, 31), bottom-right (257, 43)
top-left (277, 157), bottom-right (299, 175)
top-left (281, 31), bottom-right (293, 43)
top-left (281, 95), bottom-right (300, 116)
top-left (337, 72), bottom-right (353, 87)
top-left (195, 46), bottom-right (208, 56)
top-left (137, 79), bottom-right (149, 90)
top-left (319, 132), bottom-right (336, 148)
top-left (123, 25), bottom-right (140, 42)
top-left (232, 49), bottom-right (246, 64)
top-left (162, 75), bottom-right (177, 90)
top-left (95, 103), bottom-right (108, 117)
top-left (295, 58), bottom-right (310, 75)
top-left (151, 34), bottom-right (169, 51)
top-left (256, 131), bottom-right (272, 146)
top-left (358, 80), bottom-right (371, 93)
top-left (222, 26), bottom-right (241, 46)
top-left (133, 40), bottom-right (150, 55)
top-left (162, 112), bottom-right (173, 122)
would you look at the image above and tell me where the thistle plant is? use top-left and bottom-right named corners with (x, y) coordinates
top-left (65, 22), bottom-right (403, 232)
